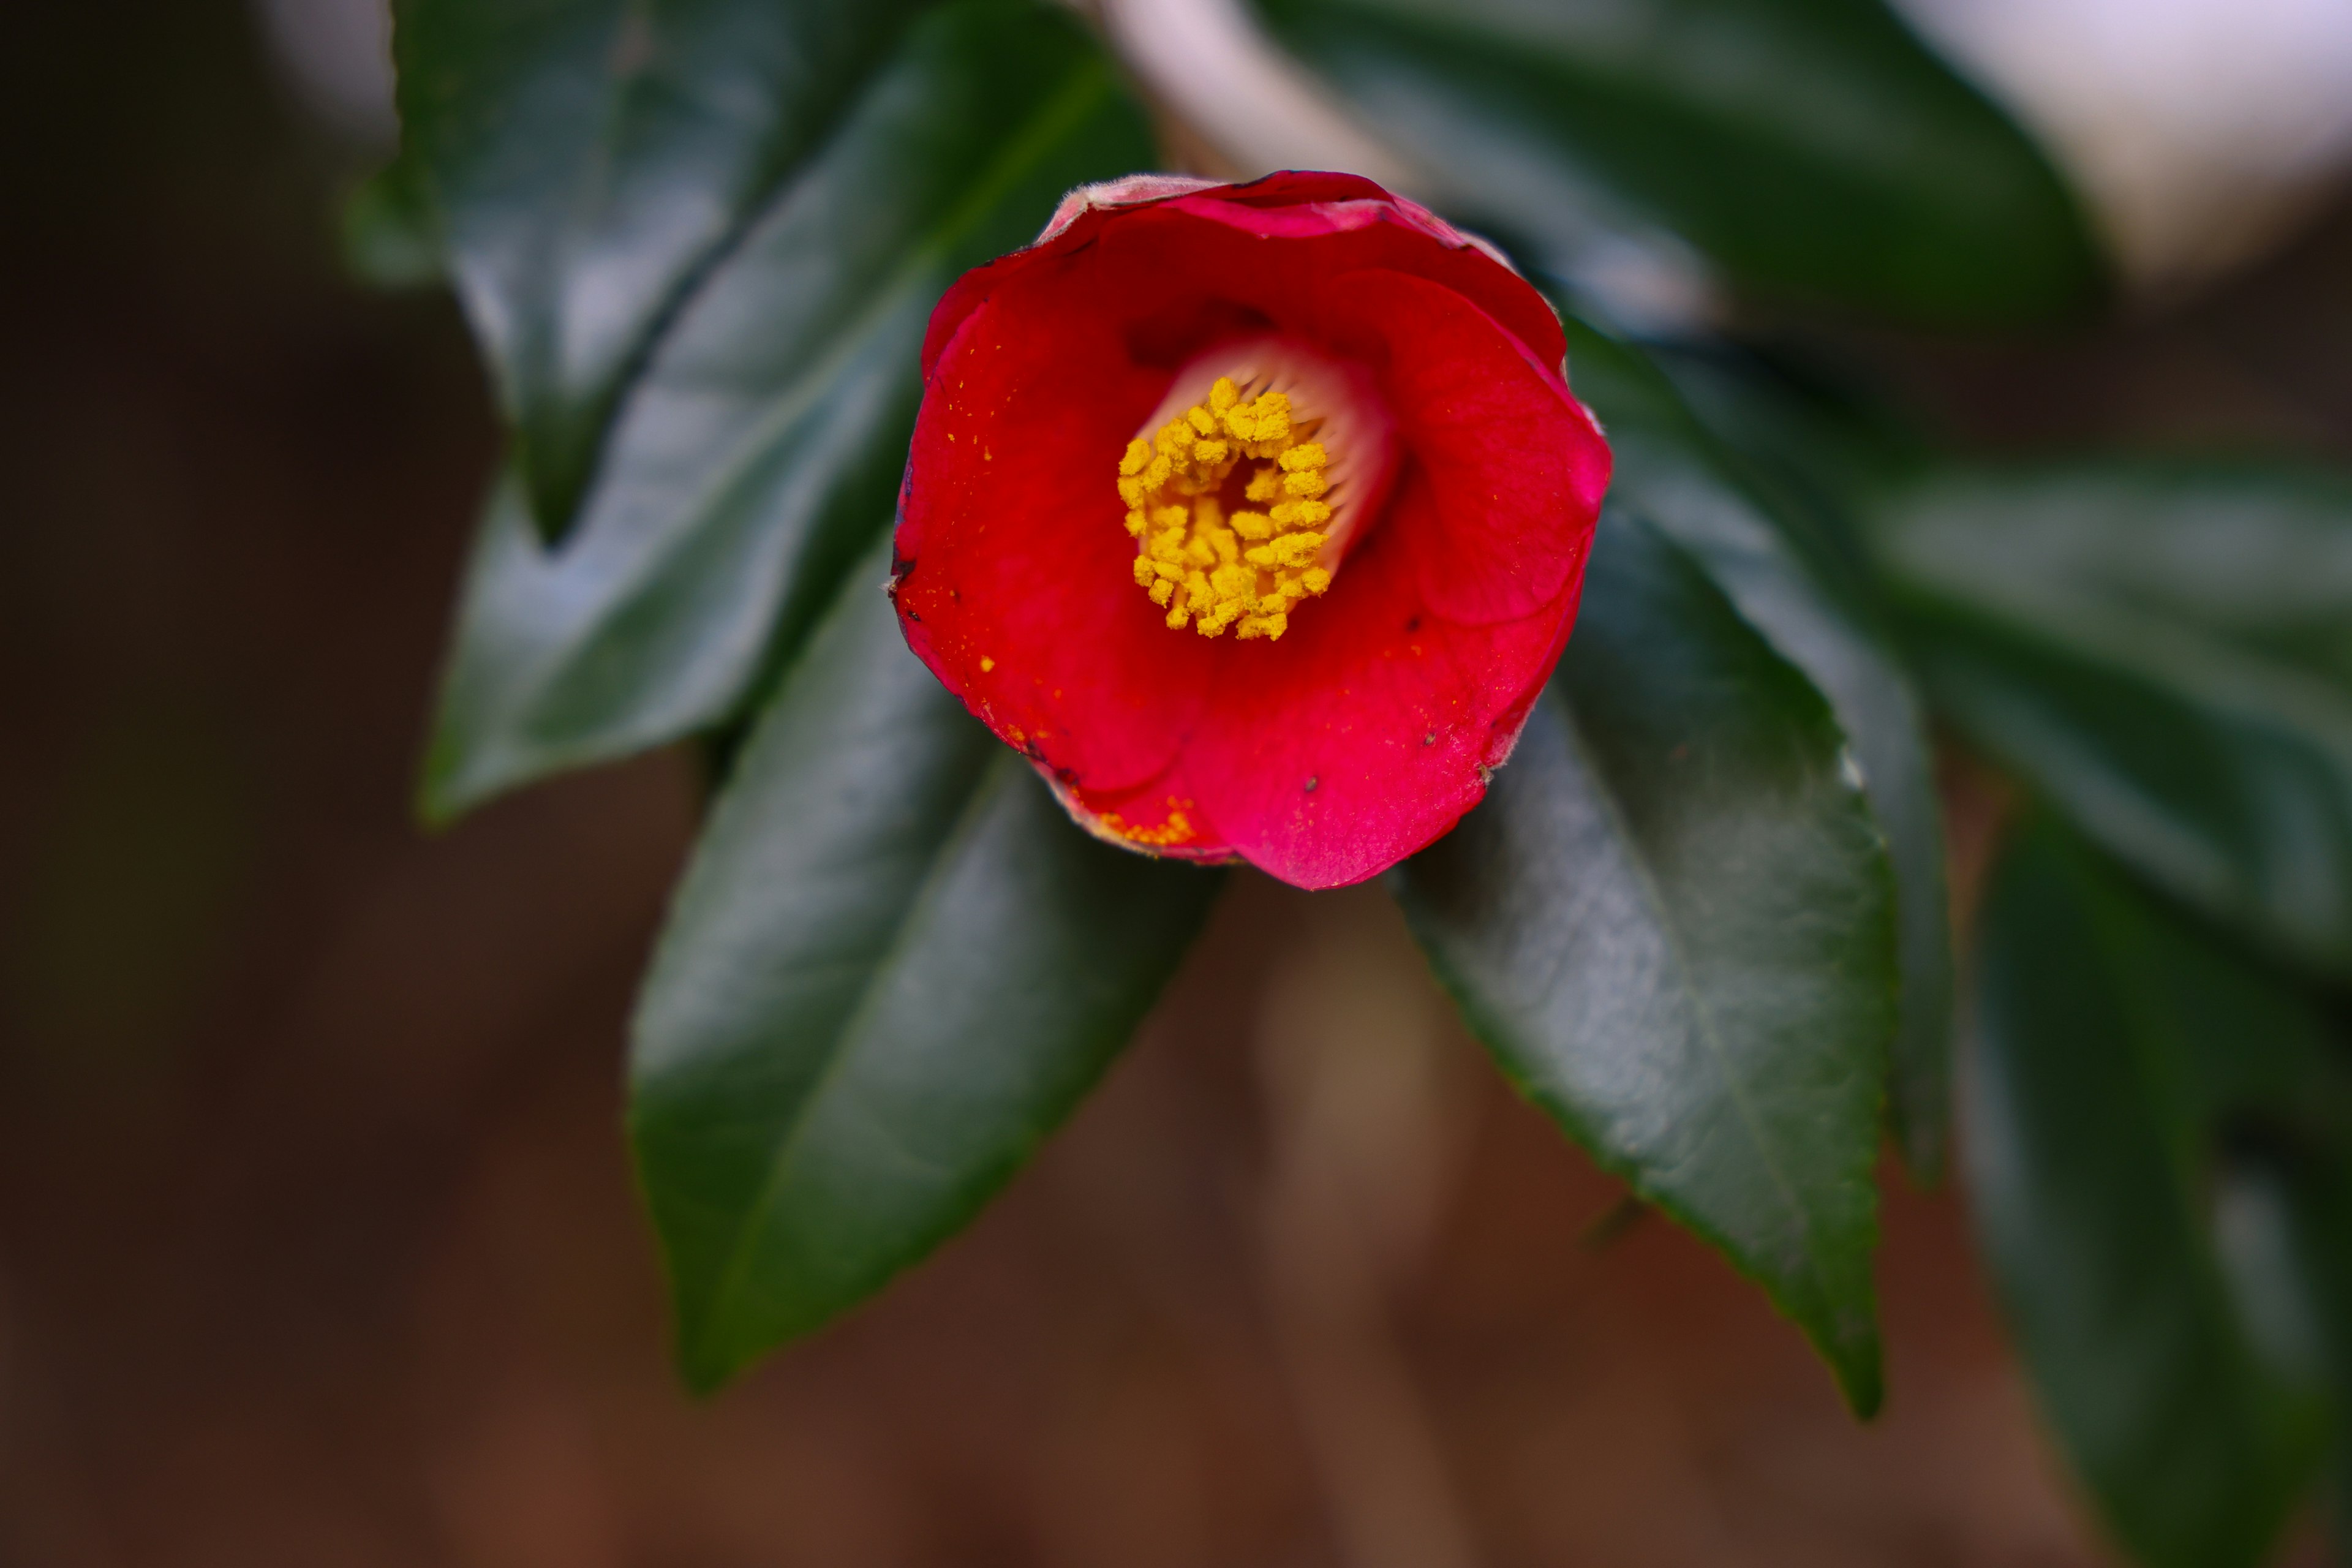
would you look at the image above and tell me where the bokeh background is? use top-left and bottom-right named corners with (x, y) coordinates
top-left (5, 1), bottom-right (2352, 1562)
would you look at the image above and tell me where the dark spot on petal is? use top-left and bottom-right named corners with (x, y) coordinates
top-left (1055, 766), bottom-right (1081, 785)
top-left (891, 551), bottom-right (916, 578)
top-left (1405, 615), bottom-right (1421, 632)
top-left (1304, 776), bottom-right (1318, 793)
top-left (1423, 731), bottom-right (1436, 747)
top-left (903, 610), bottom-right (921, 622)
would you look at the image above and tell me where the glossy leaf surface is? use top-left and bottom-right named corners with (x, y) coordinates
top-left (420, 1), bottom-right (1151, 821)
top-left (1967, 818), bottom-right (2342, 1568)
top-left (1872, 460), bottom-right (2352, 982)
top-left (630, 555), bottom-right (1221, 1392)
top-left (1566, 318), bottom-right (1951, 1177)
top-left (1255, 0), bottom-right (2103, 323)
top-left (393, 0), bottom-right (937, 530)
top-left (1396, 506), bottom-right (1898, 1411)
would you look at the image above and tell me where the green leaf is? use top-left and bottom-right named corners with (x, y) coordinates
top-left (629, 547), bottom-right (1221, 1392)
top-left (1640, 341), bottom-right (1937, 569)
top-left (1869, 459), bottom-right (2352, 982)
top-left (340, 153), bottom-right (443, 290)
top-left (2274, 1159), bottom-right (2352, 1557)
top-left (1967, 816), bottom-right (2339, 1568)
top-left (1395, 505), bottom-right (1898, 1412)
top-left (1566, 318), bottom-right (1953, 1178)
top-left (418, 1), bottom-right (1152, 821)
top-left (1254, 0), bottom-right (2103, 325)
top-left (393, 0), bottom-right (940, 532)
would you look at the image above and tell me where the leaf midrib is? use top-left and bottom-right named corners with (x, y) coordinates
top-left (1551, 684), bottom-right (1839, 1311)
top-left (693, 753), bottom-right (1006, 1361)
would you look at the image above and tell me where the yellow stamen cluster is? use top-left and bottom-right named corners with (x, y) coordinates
top-left (1117, 376), bottom-right (1335, 640)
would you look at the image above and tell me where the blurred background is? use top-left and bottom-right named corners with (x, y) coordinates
top-left (4, 0), bottom-right (2352, 1562)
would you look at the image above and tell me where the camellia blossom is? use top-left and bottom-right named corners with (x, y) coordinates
top-left (890, 172), bottom-right (1611, 889)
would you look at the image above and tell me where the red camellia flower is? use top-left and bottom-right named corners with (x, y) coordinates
top-left (890, 172), bottom-right (1612, 888)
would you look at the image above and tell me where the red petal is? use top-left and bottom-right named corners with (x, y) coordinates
top-left (1174, 464), bottom-right (1586, 889)
top-left (1326, 268), bottom-right (1611, 624)
top-left (1035, 173), bottom-right (1223, 245)
top-left (895, 295), bottom-right (1216, 795)
top-left (922, 174), bottom-right (1564, 385)
top-left (1200, 170), bottom-right (1397, 208)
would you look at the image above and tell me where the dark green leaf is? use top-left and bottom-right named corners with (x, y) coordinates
top-left (630, 548), bottom-right (1221, 1392)
top-left (340, 153), bottom-right (443, 290)
top-left (393, 0), bottom-right (937, 530)
top-left (1254, 0), bottom-right (2103, 324)
top-left (419, 1), bottom-right (1152, 821)
top-left (1870, 459), bottom-right (2352, 982)
top-left (1395, 505), bottom-right (1898, 1412)
top-left (1566, 318), bottom-right (1953, 1179)
top-left (2274, 1159), bottom-right (2352, 1559)
top-left (1967, 816), bottom-right (2338, 1568)
top-left (1640, 339), bottom-right (1936, 574)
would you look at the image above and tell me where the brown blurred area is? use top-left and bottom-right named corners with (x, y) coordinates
top-left (4, 2), bottom-right (2351, 1564)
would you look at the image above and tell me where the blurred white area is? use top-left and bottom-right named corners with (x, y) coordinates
top-left (1098, 0), bottom-right (1417, 188)
top-left (252, 0), bottom-right (397, 151)
top-left (1892, 0), bottom-right (2352, 288)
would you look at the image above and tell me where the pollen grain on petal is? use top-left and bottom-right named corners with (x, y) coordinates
top-left (1098, 797), bottom-right (1199, 848)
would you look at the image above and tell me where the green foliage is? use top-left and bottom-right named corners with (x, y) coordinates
top-left (630, 547), bottom-right (1219, 1390)
top-left (1871, 460), bottom-right (2352, 983)
top-left (1969, 818), bottom-right (2351, 1568)
top-left (1396, 506), bottom-right (1898, 1413)
top-left (394, 0), bottom-right (938, 533)
top-left (417, 1), bottom-right (1152, 820)
top-left (1254, 0), bottom-right (2104, 323)
top-left (340, 153), bottom-right (443, 290)
top-left (1564, 318), bottom-right (1952, 1179)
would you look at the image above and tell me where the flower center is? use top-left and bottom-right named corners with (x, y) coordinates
top-left (1114, 338), bottom-right (1392, 641)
